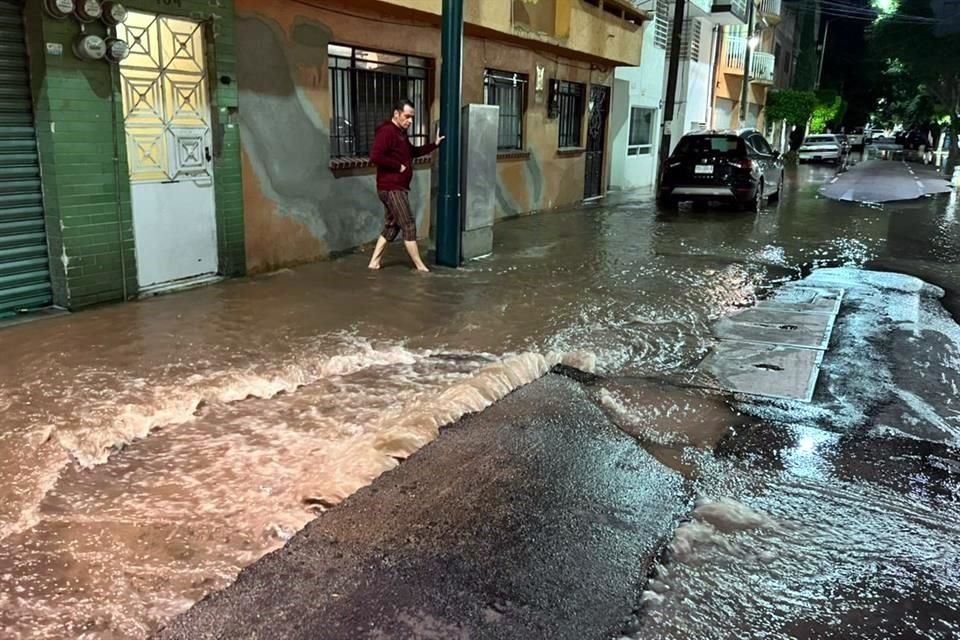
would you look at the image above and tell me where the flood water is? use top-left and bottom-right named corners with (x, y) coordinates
top-left (1, 161), bottom-right (959, 638)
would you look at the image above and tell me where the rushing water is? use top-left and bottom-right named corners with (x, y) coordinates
top-left (1, 163), bottom-right (958, 638)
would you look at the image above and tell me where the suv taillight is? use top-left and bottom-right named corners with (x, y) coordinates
top-left (737, 158), bottom-right (753, 170)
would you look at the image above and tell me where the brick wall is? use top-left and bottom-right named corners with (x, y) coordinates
top-left (24, 0), bottom-right (244, 310)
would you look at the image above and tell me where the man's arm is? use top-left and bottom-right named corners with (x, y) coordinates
top-left (409, 140), bottom-right (438, 159)
top-left (371, 129), bottom-right (403, 170)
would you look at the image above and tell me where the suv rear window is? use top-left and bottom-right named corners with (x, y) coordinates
top-left (674, 135), bottom-right (745, 157)
top-left (805, 136), bottom-right (837, 143)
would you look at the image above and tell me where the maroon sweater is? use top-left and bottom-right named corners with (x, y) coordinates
top-left (369, 120), bottom-right (437, 192)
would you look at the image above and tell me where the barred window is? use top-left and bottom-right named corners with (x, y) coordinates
top-left (328, 44), bottom-right (431, 158)
top-left (556, 81), bottom-right (586, 149)
top-left (484, 69), bottom-right (528, 151)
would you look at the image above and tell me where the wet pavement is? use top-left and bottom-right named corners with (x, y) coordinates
top-left (1, 159), bottom-right (959, 638)
top-left (156, 374), bottom-right (689, 640)
top-left (819, 158), bottom-right (953, 203)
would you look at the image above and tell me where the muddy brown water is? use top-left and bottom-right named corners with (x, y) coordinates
top-left (1, 163), bottom-right (958, 638)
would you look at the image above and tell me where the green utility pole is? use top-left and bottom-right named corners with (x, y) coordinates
top-left (436, 0), bottom-right (464, 268)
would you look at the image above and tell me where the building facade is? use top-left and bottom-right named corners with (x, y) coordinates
top-left (237, 0), bottom-right (644, 273)
top-left (1, 0), bottom-right (244, 319)
top-left (711, 0), bottom-right (790, 135)
top-left (2, 0), bottom-right (644, 319)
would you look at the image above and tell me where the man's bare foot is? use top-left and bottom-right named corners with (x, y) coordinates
top-left (368, 261), bottom-right (381, 270)
top-left (414, 265), bottom-right (430, 273)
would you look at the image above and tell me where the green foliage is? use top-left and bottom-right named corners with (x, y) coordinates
top-left (869, 0), bottom-right (960, 129)
top-left (766, 90), bottom-right (818, 125)
top-left (809, 91), bottom-right (847, 133)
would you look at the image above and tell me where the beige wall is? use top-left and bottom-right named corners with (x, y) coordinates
top-left (237, 0), bottom-right (615, 271)
top-left (372, 0), bottom-right (642, 65)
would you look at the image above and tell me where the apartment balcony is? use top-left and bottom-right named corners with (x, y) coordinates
top-left (750, 51), bottom-right (775, 84)
top-left (720, 36), bottom-right (776, 84)
top-left (684, 0), bottom-right (716, 18)
top-left (758, 0), bottom-right (782, 24)
top-left (710, 0), bottom-right (748, 25)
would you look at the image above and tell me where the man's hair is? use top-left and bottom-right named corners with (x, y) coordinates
top-left (394, 99), bottom-right (415, 114)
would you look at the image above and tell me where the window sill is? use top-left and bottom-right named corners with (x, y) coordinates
top-left (328, 156), bottom-right (434, 171)
top-left (557, 147), bottom-right (586, 157)
top-left (497, 150), bottom-right (531, 160)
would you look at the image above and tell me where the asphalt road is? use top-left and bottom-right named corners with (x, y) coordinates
top-left (154, 374), bottom-right (690, 640)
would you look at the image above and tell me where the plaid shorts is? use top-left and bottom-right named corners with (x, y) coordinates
top-left (378, 190), bottom-right (417, 242)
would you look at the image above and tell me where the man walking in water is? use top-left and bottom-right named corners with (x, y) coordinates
top-left (368, 99), bottom-right (444, 272)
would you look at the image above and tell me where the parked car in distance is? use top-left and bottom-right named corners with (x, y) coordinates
top-left (657, 129), bottom-right (784, 211)
top-left (798, 134), bottom-right (844, 163)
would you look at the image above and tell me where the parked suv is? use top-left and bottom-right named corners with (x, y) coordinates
top-left (657, 129), bottom-right (784, 211)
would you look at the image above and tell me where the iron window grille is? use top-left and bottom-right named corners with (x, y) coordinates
top-left (556, 80), bottom-right (586, 149)
top-left (327, 44), bottom-right (432, 158)
top-left (484, 69), bottom-right (529, 151)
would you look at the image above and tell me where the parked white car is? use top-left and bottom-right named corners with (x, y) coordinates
top-left (798, 134), bottom-right (844, 163)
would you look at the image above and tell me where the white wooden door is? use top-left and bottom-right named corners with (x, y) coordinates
top-left (118, 11), bottom-right (218, 292)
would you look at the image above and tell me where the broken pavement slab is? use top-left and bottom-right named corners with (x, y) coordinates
top-left (819, 159), bottom-right (953, 204)
top-left (154, 375), bottom-right (689, 640)
top-left (697, 285), bottom-right (844, 402)
top-left (699, 341), bottom-right (825, 403)
top-left (713, 307), bottom-right (836, 350)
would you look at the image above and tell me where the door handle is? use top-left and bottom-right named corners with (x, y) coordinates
top-left (205, 146), bottom-right (212, 162)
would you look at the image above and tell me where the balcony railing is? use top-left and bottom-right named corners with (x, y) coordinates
top-left (759, 0), bottom-right (782, 20)
top-left (751, 51), bottom-right (775, 83)
top-left (722, 36), bottom-right (776, 83)
top-left (711, 0), bottom-right (748, 25)
top-left (724, 35), bottom-right (747, 71)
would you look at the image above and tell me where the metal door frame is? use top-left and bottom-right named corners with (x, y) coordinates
top-left (584, 84), bottom-right (611, 200)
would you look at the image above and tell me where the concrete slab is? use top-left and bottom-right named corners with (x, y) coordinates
top-left (154, 375), bottom-right (689, 640)
top-left (700, 341), bottom-right (824, 402)
top-left (713, 308), bottom-right (835, 350)
top-left (757, 286), bottom-right (844, 316)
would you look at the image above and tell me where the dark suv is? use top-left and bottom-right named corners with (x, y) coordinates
top-left (657, 129), bottom-right (784, 211)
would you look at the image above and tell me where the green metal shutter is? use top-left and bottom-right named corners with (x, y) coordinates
top-left (0, 0), bottom-right (52, 318)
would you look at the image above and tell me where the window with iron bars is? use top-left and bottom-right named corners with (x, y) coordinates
top-left (327, 44), bottom-right (432, 158)
top-left (484, 70), bottom-right (529, 151)
top-left (556, 81), bottom-right (586, 148)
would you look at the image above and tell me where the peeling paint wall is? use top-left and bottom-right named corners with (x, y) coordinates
top-left (236, 1), bottom-right (433, 273)
top-left (464, 36), bottom-right (612, 219)
top-left (237, 0), bottom-right (613, 270)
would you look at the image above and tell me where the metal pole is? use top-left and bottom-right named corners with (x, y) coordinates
top-left (815, 20), bottom-right (830, 90)
top-left (739, 0), bottom-right (755, 124)
top-left (436, 0), bottom-right (463, 268)
top-left (656, 0), bottom-right (688, 190)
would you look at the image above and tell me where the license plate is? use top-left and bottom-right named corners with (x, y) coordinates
top-left (695, 164), bottom-right (713, 175)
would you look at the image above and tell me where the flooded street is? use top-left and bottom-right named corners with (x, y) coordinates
top-left (1, 162), bottom-right (959, 638)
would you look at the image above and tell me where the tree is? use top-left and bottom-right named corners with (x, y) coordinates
top-left (765, 90), bottom-right (819, 151)
top-left (809, 90), bottom-right (847, 133)
top-left (870, 0), bottom-right (960, 158)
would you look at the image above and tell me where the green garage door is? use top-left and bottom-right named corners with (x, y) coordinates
top-left (0, 0), bottom-right (52, 318)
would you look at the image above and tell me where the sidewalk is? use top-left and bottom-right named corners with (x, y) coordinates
top-left (819, 159), bottom-right (953, 203)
